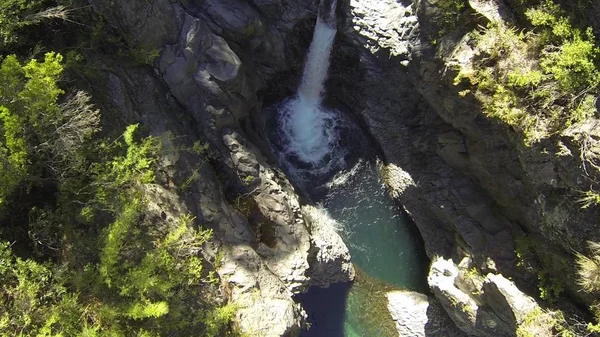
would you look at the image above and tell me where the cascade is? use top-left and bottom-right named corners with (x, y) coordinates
top-left (265, 2), bottom-right (429, 336)
top-left (274, 0), bottom-right (348, 179)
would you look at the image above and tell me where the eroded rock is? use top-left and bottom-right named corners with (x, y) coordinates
top-left (223, 131), bottom-right (311, 293)
top-left (302, 205), bottom-right (355, 287)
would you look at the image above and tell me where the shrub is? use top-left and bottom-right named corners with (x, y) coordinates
top-left (516, 307), bottom-right (558, 337)
top-left (575, 241), bottom-right (600, 293)
top-left (435, 0), bottom-right (469, 37)
top-left (455, 0), bottom-right (599, 145)
top-left (0, 52), bottom-right (239, 336)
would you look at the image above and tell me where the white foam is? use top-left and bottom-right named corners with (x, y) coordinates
top-left (280, 13), bottom-right (338, 166)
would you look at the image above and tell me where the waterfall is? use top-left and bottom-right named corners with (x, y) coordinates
top-left (278, 0), bottom-right (341, 167)
top-left (297, 15), bottom-right (337, 104)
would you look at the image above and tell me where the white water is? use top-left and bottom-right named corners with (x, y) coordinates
top-left (279, 5), bottom-right (340, 167)
top-left (298, 16), bottom-right (337, 104)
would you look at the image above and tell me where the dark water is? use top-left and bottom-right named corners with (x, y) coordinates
top-left (298, 162), bottom-right (429, 337)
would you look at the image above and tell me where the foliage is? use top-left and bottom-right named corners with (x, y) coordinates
top-left (575, 241), bottom-right (600, 294)
top-left (513, 236), bottom-right (564, 302)
top-left (0, 0), bottom-right (47, 47)
top-left (0, 52), bottom-right (238, 336)
top-left (435, 0), bottom-right (469, 37)
top-left (569, 241), bottom-right (600, 334)
top-left (454, 0), bottom-right (600, 145)
top-left (525, 2), bottom-right (600, 93)
top-left (124, 47), bottom-right (161, 66)
top-left (0, 106), bottom-right (27, 206)
top-left (0, 52), bottom-right (65, 204)
top-left (537, 270), bottom-right (564, 302)
top-left (516, 307), bottom-right (575, 337)
top-left (577, 190), bottom-right (600, 209)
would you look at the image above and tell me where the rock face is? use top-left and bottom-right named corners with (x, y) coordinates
top-left (223, 131), bottom-right (312, 293)
top-left (93, 61), bottom-right (308, 336)
top-left (410, 0), bottom-right (600, 300)
top-left (387, 291), bottom-right (466, 337)
top-left (301, 205), bottom-right (354, 287)
top-left (337, 0), bottom-right (597, 331)
top-left (341, 0), bottom-right (523, 279)
top-left (85, 0), bottom-right (359, 335)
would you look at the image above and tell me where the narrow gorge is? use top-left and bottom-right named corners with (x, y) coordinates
top-left (1, 0), bottom-right (600, 336)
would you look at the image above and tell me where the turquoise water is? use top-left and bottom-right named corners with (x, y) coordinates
top-left (299, 162), bottom-right (429, 337)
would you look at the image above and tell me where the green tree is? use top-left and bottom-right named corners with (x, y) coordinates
top-left (0, 52), bottom-right (237, 336)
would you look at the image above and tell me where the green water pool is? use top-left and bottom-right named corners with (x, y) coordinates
top-left (298, 162), bottom-right (429, 337)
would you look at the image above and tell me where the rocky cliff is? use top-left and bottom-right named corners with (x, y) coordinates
top-left (85, 0), bottom-right (357, 335)
top-left (82, 0), bottom-right (599, 335)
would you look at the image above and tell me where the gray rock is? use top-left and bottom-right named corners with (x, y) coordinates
top-left (223, 131), bottom-right (311, 293)
top-left (87, 0), bottom-right (591, 335)
top-left (387, 291), bottom-right (467, 337)
top-left (408, 0), bottom-right (600, 304)
top-left (88, 0), bottom-right (181, 49)
top-left (341, 0), bottom-right (523, 280)
top-left (429, 258), bottom-right (552, 337)
top-left (428, 257), bottom-right (488, 336)
top-left (219, 245), bottom-right (305, 337)
top-left (467, 0), bottom-right (515, 25)
top-left (481, 274), bottom-right (538, 331)
top-left (302, 205), bottom-right (355, 287)
top-left (349, 0), bottom-right (417, 59)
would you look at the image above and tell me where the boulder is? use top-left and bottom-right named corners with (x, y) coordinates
top-left (481, 274), bottom-right (538, 331)
top-left (429, 257), bottom-right (551, 337)
top-left (302, 205), bottom-right (355, 287)
top-left (387, 291), bottom-right (467, 337)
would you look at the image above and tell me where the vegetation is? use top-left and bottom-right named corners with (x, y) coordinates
top-left (453, 0), bottom-right (599, 145)
top-left (444, 0), bottom-right (600, 330)
top-left (514, 236), bottom-right (565, 302)
top-left (576, 242), bottom-right (600, 333)
top-left (516, 307), bottom-right (575, 337)
top-left (0, 3), bottom-right (237, 336)
top-left (435, 0), bottom-right (469, 38)
top-left (576, 241), bottom-right (600, 294)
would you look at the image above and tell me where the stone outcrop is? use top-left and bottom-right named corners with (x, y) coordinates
top-left (223, 131), bottom-right (312, 293)
top-left (338, 0), bottom-right (596, 331)
top-left (428, 257), bottom-right (552, 337)
top-left (301, 205), bottom-right (355, 287)
top-left (85, 0), bottom-right (359, 335)
top-left (387, 290), bottom-right (466, 337)
top-left (93, 61), bottom-right (308, 336)
top-left (341, 0), bottom-right (523, 280)
top-left (406, 0), bottom-right (600, 304)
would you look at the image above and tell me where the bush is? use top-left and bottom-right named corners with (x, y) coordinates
top-left (435, 0), bottom-right (469, 37)
top-left (576, 241), bottom-right (600, 294)
top-left (0, 53), bottom-right (239, 336)
top-left (455, 0), bottom-right (600, 145)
